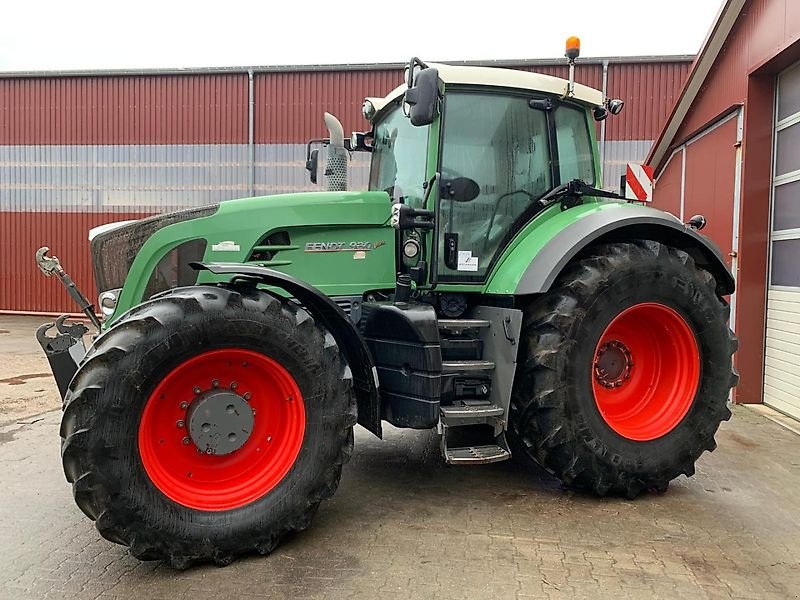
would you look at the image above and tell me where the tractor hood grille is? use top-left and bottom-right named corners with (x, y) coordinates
top-left (90, 204), bottom-right (219, 293)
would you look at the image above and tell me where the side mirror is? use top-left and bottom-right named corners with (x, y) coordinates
top-left (306, 148), bottom-right (319, 184)
top-left (686, 214), bottom-right (707, 230)
top-left (404, 67), bottom-right (440, 127)
top-left (349, 131), bottom-right (373, 152)
top-left (441, 177), bottom-right (480, 202)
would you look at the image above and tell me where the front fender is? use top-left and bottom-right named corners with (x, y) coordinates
top-left (194, 262), bottom-right (382, 438)
top-left (485, 202), bottom-right (734, 296)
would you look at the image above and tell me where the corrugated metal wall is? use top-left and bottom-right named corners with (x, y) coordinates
top-left (0, 59), bottom-right (691, 313)
top-left (0, 75), bottom-right (247, 144)
top-left (1, 212), bottom-right (150, 312)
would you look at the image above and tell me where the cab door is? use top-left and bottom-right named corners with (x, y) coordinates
top-left (434, 90), bottom-right (595, 284)
top-left (435, 90), bottom-right (553, 283)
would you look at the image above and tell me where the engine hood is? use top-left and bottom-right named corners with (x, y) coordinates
top-left (215, 190), bottom-right (392, 225)
top-left (97, 190), bottom-right (396, 324)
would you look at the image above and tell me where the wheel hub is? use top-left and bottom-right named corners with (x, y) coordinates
top-left (594, 340), bottom-right (633, 388)
top-left (186, 389), bottom-right (254, 455)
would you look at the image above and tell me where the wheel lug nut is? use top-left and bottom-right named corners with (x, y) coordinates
top-left (267, 436), bottom-right (272, 442)
top-left (182, 437), bottom-right (190, 445)
top-left (212, 379), bottom-right (219, 388)
top-left (193, 387), bottom-right (201, 395)
top-left (179, 401), bottom-right (188, 410)
top-left (206, 448), bottom-right (213, 455)
top-left (176, 420), bottom-right (185, 429)
top-left (230, 381), bottom-right (238, 390)
top-left (243, 392), bottom-right (252, 401)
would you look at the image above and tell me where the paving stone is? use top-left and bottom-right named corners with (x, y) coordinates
top-left (1, 316), bottom-right (799, 599)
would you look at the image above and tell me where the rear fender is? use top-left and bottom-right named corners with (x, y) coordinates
top-left (486, 204), bottom-right (734, 297)
top-left (194, 262), bottom-right (381, 438)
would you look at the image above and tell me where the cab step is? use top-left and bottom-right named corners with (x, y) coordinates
top-left (444, 444), bottom-right (511, 465)
top-left (442, 360), bottom-right (495, 373)
top-left (440, 406), bottom-right (512, 465)
top-left (438, 318), bottom-right (491, 334)
top-left (440, 402), bottom-right (504, 426)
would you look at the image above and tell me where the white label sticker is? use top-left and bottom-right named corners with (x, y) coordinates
top-left (457, 250), bottom-right (479, 272)
top-left (353, 250), bottom-right (366, 260)
top-left (211, 241), bottom-right (240, 252)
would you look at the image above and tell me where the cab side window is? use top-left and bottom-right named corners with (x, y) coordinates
top-left (554, 105), bottom-right (595, 184)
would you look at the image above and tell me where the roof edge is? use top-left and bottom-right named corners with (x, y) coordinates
top-left (0, 55), bottom-right (696, 80)
top-left (647, 0), bottom-right (747, 174)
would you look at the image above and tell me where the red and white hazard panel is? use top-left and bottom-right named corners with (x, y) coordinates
top-left (625, 164), bottom-right (654, 202)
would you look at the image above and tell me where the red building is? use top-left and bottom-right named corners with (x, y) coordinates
top-left (0, 57), bottom-right (691, 317)
top-left (649, 0), bottom-right (800, 418)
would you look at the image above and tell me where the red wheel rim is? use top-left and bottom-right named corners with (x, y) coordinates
top-left (591, 303), bottom-right (700, 441)
top-left (138, 348), bottom-right (305, 511)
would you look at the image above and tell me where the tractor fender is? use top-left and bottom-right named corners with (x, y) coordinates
top-left (193, 262), bottom-right (382, 438)
top-left (494, 204), bottom-right (735, 297)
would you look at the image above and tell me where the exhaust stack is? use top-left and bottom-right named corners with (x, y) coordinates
top-left (323, 112), bottom-right (348, 192)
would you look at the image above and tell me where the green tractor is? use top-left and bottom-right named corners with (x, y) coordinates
top-left (36, 45), bottom-right (737, 568)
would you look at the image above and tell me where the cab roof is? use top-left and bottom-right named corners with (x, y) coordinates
top-left (366, 62), bottom-right (605, 119)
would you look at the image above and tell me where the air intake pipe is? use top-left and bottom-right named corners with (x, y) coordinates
top-left (323, 112), bottom-right (348, 192)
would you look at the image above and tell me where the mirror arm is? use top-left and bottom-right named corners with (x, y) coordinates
top-left (405, 57), bottom-right (430, 87)
top-left (422, 172), bottom-right (440, 210)
top-left (305, 138), bottom-right (328, 162)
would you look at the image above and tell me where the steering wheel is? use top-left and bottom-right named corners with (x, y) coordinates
top-left (440, 166), bottom-right (466, 180)
top-left (484, 189), bottom-right (537, 252)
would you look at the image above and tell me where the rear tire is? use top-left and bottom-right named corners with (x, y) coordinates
top-left (60, 284), bottom-right (356, 567)
top-left (509, 241), bottom-right (738, 498)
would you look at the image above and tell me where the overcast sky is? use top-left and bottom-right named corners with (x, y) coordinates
top-left (0, 0), bottom-right (725, 71)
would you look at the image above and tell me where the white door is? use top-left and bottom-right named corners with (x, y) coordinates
top-left (765, 62), bottom-right (800, 419)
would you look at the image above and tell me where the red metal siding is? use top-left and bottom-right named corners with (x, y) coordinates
top-left (0, 212), bottom-right (152, 313)
top-left (0, 59), bottom-right (693, 314)
top-left (683, 118), bottom-right (738, 270)
top-left (652, 148), bottom-right (684, 217)
top-left (606, 62), bottom-right (692, 141)
top-left (0, 62), bottom-right (691, 148)
top-left (0, 75), bottom-right (248, 145)
top-left (736, 73), bottom-right (777, 403)
top-left (675, 0), bottom-right (800, 142)
top-left (252, 61), bottom-right (689, 143)
top-left (254, 70), bottom-right (402, 143)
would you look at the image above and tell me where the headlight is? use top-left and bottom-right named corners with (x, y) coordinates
top-left (403, 239), bottom-right (420, 259)
top-left (98, 289), bottom-right (121, 317)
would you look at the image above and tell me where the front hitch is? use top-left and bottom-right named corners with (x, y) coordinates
top-left (35, 247), bottom-right (101, 329)
top-left (34, 247), bottom-right (98, 399)
top-left (36, 316), bottom-right (88, 399)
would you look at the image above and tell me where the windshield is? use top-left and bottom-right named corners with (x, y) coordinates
top-left (368, 105), bottom-right (429, 207)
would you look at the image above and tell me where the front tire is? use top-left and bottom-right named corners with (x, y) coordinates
top-left (60, 285), bottom-right (356, 567)
top-left (510, 241), bottom-right (738, 498)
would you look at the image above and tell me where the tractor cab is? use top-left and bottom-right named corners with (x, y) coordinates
top-left (310, 49), bottom-right (624, 290)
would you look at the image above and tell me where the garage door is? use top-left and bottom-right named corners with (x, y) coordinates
top-left (765, 62), bottom-right (800, 419)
